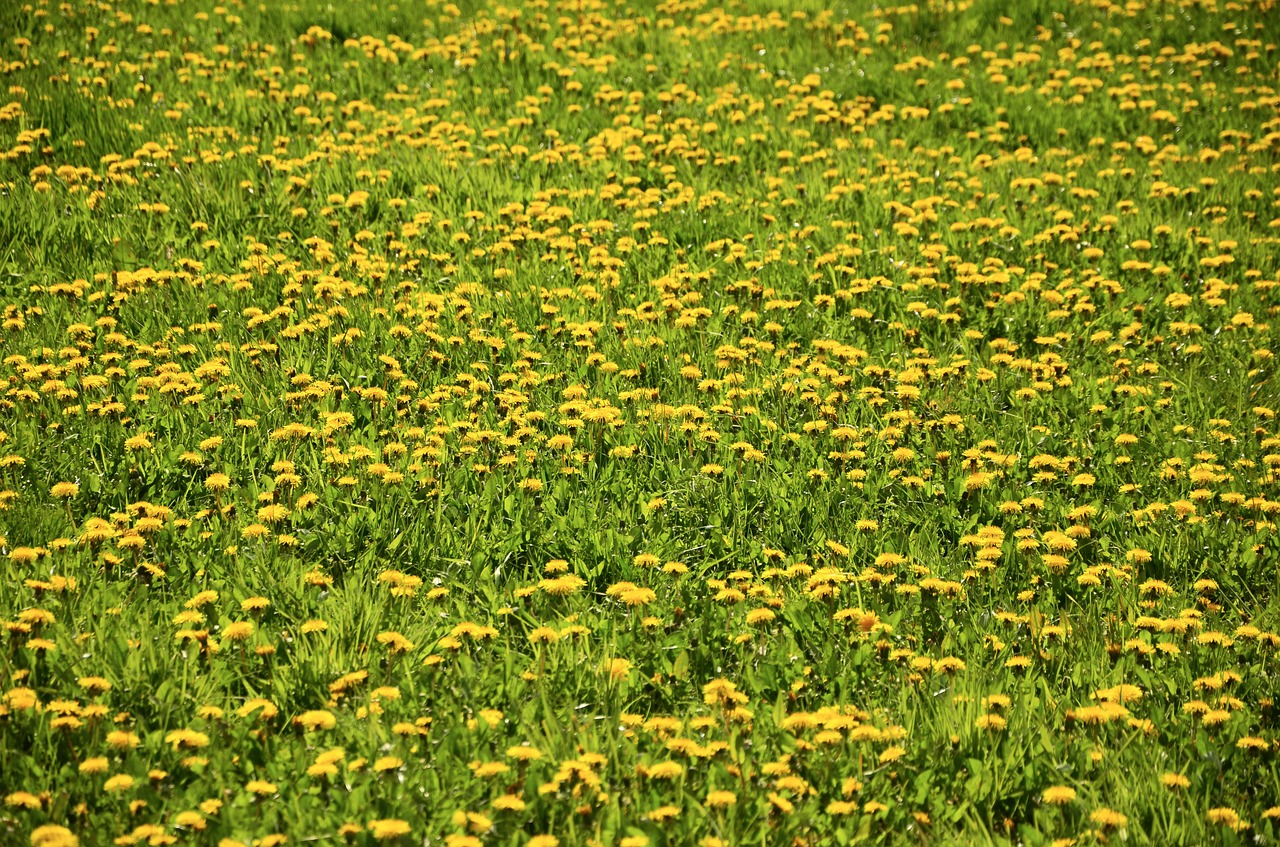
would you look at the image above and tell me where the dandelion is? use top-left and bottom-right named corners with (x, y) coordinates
top-left (506, 745), bottom-right (543, 762)
top-left (1089, 808), bottom-right (1127, 829)
top-left (367, 820), bottom-right (411, 840)
top-left (1042, 786), bottom-right (1076, 805)
top-left (295, 710), bottom-right (336, 731)
top-left (644, 761), bottom-right (683, 779)
top-left (975, 713), bottom-right (1006, 731)
top-left (222, 622), bottom-right (254, 642)
top-left (77, 676), bottom-right (111, 694)
top-left (241, 596), bottom-right (270, 612)
top-left (541, 574), bottom-right (586, 596)
top-left (30, 826), bottom-right (78, 847)
top-left (6, 792), bottom-right (42, 809)
top-left (377, 631), bottom-right (415, 653)
top-left (492, 795), bottom-right (526, 811)
top-left (705, 790), bottom-right (737, 808)
top-left (9, 548), bottom-right (41, 566)
top-left (1206, 808), bottom-right (1242, 830)
top-left (604, 658), bottom-right (632, 680)
top-left (204, 473), bottom-right (231, 492)
top-left (107, 730), bottom-right (141, 749)
top-left (104, 774), bottom-right (135, 793)
top-left (124, 434), bottom-right (153, 452)
top-left (174, 812), bottom-right (206, 830)
top-left (186, 591), bottom-right (218, 609)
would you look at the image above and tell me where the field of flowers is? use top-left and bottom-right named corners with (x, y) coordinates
top-left (1, 0), bottom-right (1279, 844)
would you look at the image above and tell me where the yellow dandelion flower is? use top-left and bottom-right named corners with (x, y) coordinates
top-left (506, 745), bottom-right (543, 761)
top-left (1042, 786), bottom-right (1077, 805)
top-left (705, 790), bottom-right (737, 808)
top-left (1089, 808), bottom-right (1127, 829)
top-left (295, 710), bottom-right (336, 731)
top-left (6, 792), bottom-right (42, 809)
top-left (50, 482), bottom-right (79, 498)
top-left (1206, 808), bottom-right (1242, 829)
top-left (643, 761), bottom-right (683, 779)
top-left (367, 820), bottom-right (411, 840)
top-left (221, 622), bottom-right (254, 642)
top-left (103, 774), bottom-right (135, 793)
top-left (30, 826), bottom-right (78, 847)
top-left (604, 658), bottom-right (632, 680)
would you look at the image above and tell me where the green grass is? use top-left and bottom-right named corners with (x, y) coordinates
top-left (1, 0), bottom-right (1279, 845)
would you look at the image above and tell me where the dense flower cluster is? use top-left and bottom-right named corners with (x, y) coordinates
top-left (1, 0), bottom-right (1278, 844)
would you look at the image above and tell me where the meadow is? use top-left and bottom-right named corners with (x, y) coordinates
top-left (1, 0), bottom-right (1279, 843)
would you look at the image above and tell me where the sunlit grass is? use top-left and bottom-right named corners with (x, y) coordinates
top-left (1, 0), bottom-right (1279, 845)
